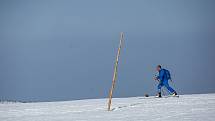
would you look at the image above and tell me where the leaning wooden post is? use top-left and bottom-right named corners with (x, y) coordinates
top-left (107, 32), bottom-right (124, 111)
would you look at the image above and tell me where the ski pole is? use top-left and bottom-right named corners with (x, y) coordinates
top-left (163, 86), bottom-right (171, 95)
top-left (171, 80), bottom-right (179, 94)
top-left (161, 88), bottom-right (166, 96)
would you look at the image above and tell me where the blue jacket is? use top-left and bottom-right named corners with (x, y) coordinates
top-left (157, 69), bottom-right (168, 82)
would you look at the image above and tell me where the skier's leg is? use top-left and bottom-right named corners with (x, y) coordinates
top-left (157, 83), bottom-right (162, 93)
top-left (157, 82), bottom-right (163, 97)
top-left (163, 80), bottom-right (176, 94)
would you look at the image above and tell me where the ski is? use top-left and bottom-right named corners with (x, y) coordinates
top-left (155, 95), bottom-right (179, 98)
top-left (138, 95), bottom-right (179, 100)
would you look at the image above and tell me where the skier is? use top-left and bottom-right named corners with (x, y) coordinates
top-left (154, 65), bottom-right (177, 97)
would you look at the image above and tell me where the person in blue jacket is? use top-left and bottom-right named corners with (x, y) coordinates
top-left (154, 65), bottom-right (177, 97)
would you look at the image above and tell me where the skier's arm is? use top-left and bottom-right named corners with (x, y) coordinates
top-left (157, 70), bottom-right (164, 81)
top-left (154, 73), bottom-right (159, 81)
top-left (154, 76), bottom-right (158, 81)
top-left (169, 74), bottom-right (173, 82)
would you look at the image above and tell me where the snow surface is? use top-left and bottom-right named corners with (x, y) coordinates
top-left (0, 94), bottom-right (215, 121)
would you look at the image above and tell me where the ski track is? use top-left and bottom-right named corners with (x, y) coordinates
top-left (0, 94), bottom-right (215, 121)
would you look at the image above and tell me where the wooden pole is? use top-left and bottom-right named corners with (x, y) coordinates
top-left (107, 32), bottom-right (124, 111)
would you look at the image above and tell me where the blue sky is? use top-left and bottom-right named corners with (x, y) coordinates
top-left (0, 0), bottom-right (215, 101)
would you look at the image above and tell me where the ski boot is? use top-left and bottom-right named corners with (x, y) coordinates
top-left (172, 92), bottom-right (178, 96)
top-left (171, 92), bottom-right (179, 97)
top-left (156, 92), bottom-right (162, 98)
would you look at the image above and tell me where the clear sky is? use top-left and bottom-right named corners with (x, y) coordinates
top-left (0, 0), bottom-right (215, 102)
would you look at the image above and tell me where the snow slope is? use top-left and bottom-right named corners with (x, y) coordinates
top-left (0, 94), bottom-right (215, 121)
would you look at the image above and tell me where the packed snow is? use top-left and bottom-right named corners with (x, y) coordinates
top-left (0, 93), bottom-right (215, 121)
